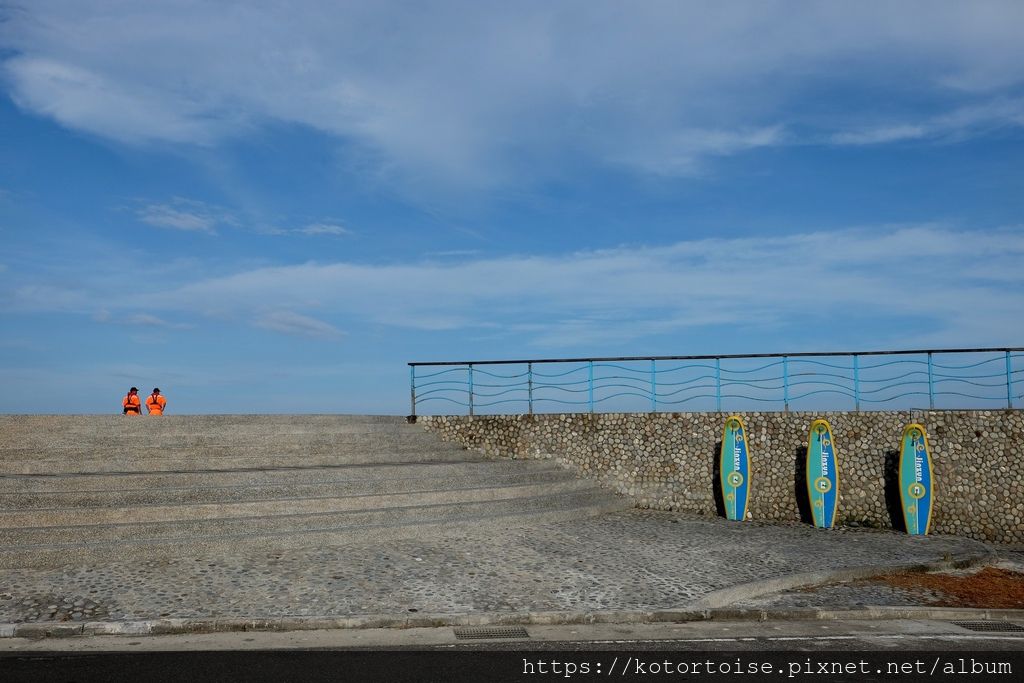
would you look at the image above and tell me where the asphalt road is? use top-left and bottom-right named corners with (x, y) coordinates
top-left (2, 620), bottom-right (1022, 682)
top-left (2, 644), bottom-right (1022, 682)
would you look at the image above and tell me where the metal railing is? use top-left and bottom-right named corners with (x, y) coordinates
top-left (408, 348), bottom-right (1024, 416)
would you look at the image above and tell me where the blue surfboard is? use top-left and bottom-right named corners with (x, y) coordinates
top-left (899, 424), bottom-right (934, 535)
top-left (719, 415), bottom-right (750, 521)
top-left (806, 419), bottom-right (840, 529)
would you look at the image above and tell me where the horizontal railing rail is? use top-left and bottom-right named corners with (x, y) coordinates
top-left (409, 348), bottom-right (1024, 417)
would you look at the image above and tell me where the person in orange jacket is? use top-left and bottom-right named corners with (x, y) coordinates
top-left (146, 388), bottom-right (167, 416)
top-left (123, 387), bottom-right (142, 415)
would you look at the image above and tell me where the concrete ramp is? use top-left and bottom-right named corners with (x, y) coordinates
top-left (0, 415), bottom-right (626, 568)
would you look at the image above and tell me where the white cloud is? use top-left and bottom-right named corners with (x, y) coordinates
top-left (123, 313), bottom-right (191, 330)
top-left (253, 310), bottom-right (345, 340)
top-left (139, 206), bottom-right (214, 232)
top-left (136, 224), bottom-right (1024, 348)
top-left (3, 2), bottom-right (1023, 192)
top-left (831, 125), bottom-right (928, 146)
top-left (4, 57), bottom-right (238, 145)
top-left (253, 221), bottom-right (353, 237)
top-left (609, 126), bottom-right (784, 176)
top-left (6, 283), bottom-right (91, 312)
top-left (831, 98), bottom-right (1024, 146)
top-left (137, 198), bottom-right (233, 233)
top-left (4, 224), bottom-right (1023, 348)
top-left (297, 222), bottom-right (350, 236)
top-left (426, 250), bottom-right (481, 258)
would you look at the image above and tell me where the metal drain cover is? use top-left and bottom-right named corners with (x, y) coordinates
top-left (453, 626), bottom-right (530, 640)
top-left (951, 621), bottom-right (1024, 632)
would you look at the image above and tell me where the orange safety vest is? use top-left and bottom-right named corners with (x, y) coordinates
top-left (123, 394), bottom-right (141, 415)
top-left (147, 394), bottom-right (167, 415)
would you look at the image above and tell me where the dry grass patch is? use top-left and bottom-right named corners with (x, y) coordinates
top-left (879, 567), bottom-right (1024, 609)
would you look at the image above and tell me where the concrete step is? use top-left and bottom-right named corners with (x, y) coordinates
top-left (0, 459), bottom-right (567, 493)
top-left (0, 415), bottom-right (411, 440)
top-left (0, 439), bottom-right (467, 459)
top-left (0, 430), bottom-right (459, 449)
top-left (0, 414), bottom-right (629, 571)
top-left (0, 462), bottom-right (574, 508)
top-left (0, 414), bottom-right (408, 426)
top-left (0, 450), bottom-right (487, 475)
top-left (0, 479), bottom-right (598, 527)
top-left (0, 490), bottom-right (625, 569)
top-left (1, 436), bottom-right (456, 455)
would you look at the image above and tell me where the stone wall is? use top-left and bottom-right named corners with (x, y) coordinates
top-left (419, 410), bottom-right (1024, 544)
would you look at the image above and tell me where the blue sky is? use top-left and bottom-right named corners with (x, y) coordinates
top-left (1, 1), bottom-right (1023, 414)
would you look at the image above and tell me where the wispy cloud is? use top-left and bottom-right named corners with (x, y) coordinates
top-left (6, 283), bottom-right (91, 312)
top-left (831, 97), bottom-right (1024, 146)
top-left (3, 57), bottom-right (239, 146)
top-left (136, 198), bottom-right (234, 233)
top-left (831, 125), bottom-right (928, 146)
top-left (143, 225), bottom-right (1024, 348)
top-left (4, 224), bottom-right (1023, 349)
top-left (610, 126), bottom-right (785, 176)
top-left (123, 313), bottom-right (192, 330)
top-left (296, 222), bottom-right (350, 237)
top-left (253, 310), bottom-right (345, 340)
top-left (257, 221), bottom-right (353, 237)
top-left (425, 250), bottom-right (482, 258)
top-left (3, 3), bottom-right (1023, 194)
top-left (92, 309), bottom-right (192, 329)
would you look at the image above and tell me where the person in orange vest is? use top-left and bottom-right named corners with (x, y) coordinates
top-left (122, 387), bottom-right (142, 415)
top-left (146, 388), bottom-right (167, 416)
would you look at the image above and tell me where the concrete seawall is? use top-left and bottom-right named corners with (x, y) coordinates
top-left (420, 410), bottom-right (1024, 544)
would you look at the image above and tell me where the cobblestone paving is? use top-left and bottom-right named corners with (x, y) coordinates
top-left (0, 511), bottom-right (990, 624)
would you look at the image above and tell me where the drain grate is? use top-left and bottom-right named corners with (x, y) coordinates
top-left (453, 626), bottom-right (530, 640)
top-left (951, 621), bottom-right (1024, 633)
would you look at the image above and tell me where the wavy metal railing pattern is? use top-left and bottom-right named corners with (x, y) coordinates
top-left (409, 349), bottom-right (1024, 416)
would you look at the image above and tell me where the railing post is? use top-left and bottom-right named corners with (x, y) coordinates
top-left (1007, 351), bottom-right (1014, 409)
top-left (650, 359), bottom-right (657, 413)
top-left (853, 354), bottom-right (860, 411)
top-left (527, 362), bottom-right (534, 415)
top-left (927, 352), bottom-right (935, 409)
top-left (410, 365), bottom-right (417, 417)
top-left (782, 356), bottom-right (789, 412)
top-left (588, 361), bottom-right (594, 413)
top-left (715, 357), bottom-right (722, 412)
top-left (468, 364), bottom-right (474, 417)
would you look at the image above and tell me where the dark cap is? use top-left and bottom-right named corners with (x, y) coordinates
top-left (153, 388), bottom-right (160, 393)
top-left (130, 387), bottom-right (138, 392)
